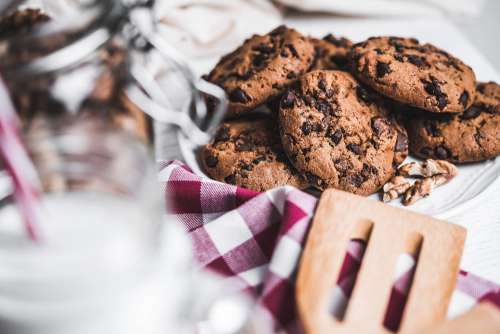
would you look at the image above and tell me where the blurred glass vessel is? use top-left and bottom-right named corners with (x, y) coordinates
top-left (0, 121), bottom-right (192, 334)
top-left (0, 0), bottom-right (227, 148)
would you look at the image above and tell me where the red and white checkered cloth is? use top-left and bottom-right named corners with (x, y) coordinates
top-left (159, 160), bottom-right (500, 333)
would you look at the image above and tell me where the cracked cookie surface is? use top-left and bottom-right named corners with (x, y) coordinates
top-left (200, 117), bottom-right (309, 191)
top-left (349, 36), bottom-right (476, 113)
top-left (309, 34), bottom-right (352, 71)
top-left (205, 25), bottom-right (314, 117)
top-left (406, 81), bottom-right (500, 163)
top-left (278, 70), bottom-right (408, 195)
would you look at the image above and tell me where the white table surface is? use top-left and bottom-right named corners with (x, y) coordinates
top-left (157, 14), bottom-right (500, 284)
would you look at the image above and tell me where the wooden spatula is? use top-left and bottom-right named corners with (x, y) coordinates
top-left (296, 189), bottom-right (466, 334)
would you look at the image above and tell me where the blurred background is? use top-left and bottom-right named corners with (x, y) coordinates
top-left (140, 0), bottom-right (500, 74)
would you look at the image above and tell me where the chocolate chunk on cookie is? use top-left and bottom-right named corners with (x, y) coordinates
top-left (200, 117), bottom-right (309, 191)
top-left (349, 36), bottom-right (476, 113)
top-left (205, 25), bottom-right (315, 117)
top-left (279, 70), bottom-right (407, 195)
top-left (406, 81), bottom-right (500, 163)
top-left (309, 34), bottom-right (353, 71)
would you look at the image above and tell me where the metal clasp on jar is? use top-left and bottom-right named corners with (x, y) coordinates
top-left (122, 0), bottom-right (227, 145)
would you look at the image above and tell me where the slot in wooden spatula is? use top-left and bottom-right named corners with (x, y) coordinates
top-left (296, 189), bottom-right (466, 334)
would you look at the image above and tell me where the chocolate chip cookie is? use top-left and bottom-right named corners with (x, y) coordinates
top-left (279, 70), bottom-right (408, 195)
top-left (200, 117), bottom-right (309, 191)
top-left (349, 36), bottom-right (476, 113)
top-left (205, 25), bottom-right (315, 117)
top-left (407, 81), bottom-right (500, 163)
top-left (310, 34), bottom-right (353, 71)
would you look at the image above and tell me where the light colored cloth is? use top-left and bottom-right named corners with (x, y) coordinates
top-left (25, 0), bottom-right (487, 61)
top-left (277, 0), bottom-right (487, 17)
top-left (154, 0), bottom-right (282, 58)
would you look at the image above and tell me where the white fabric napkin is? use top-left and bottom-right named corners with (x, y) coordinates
top-left (277, 0), bottom-right (487, 17)
top-left (154, 0), bottom-right (282, 58)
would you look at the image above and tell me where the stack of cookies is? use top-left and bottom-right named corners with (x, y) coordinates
top-left (200, 25), bottom-right (500, 196)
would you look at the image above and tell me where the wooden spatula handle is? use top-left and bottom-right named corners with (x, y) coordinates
top-left (426, 303), bottom-right (500, 334)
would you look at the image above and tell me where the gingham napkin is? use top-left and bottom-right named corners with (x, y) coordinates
top-left (159, 160), bottom-right (500, 333)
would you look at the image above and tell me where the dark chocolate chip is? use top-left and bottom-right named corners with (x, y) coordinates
top-left (371, 118), bottom-right (387, 136)
top-left (229, 88), bottom-right (250, 103)
top-left (317, 101), bottom-right (333, 115)
top-left (285, 44), bottom-right (299, 58)
top-left (286, 72), bottom-right (297, 79)
top-left (240, 69), bottom-right (255, 80)
top-left (407, 55), bottom-right (427, 67)
top-left (477, 83), bottom-right (486, 94)
top-left (394, 132), bottom-right (408, 152)
top-left (205, 154), bottom-right (218, 168)
top-left (461, 105), bottom-right (481, 120)
top-left (281, 90), bottom-right (296, 108)
top-left (459, 90), bottom-right (469, 108)
top-left (356, 86), bottom-right (371, 103)
top-left (394, 54), bottom-right (404, 62)
top-left (420, 147), bottom-right (433, 157)
top-left (437, 95), bottom-right (448, 110)
top-left (305, 172), bottom-right (322, 186)
top-left (312, 123), bottom-right (323, 132)
top-left (252, 156), bottom-right (266, 164)
top-left (301, 122), bottom-right (313, 135)
top-left (224, 174), bottom-right (236, 184)
top-left (347, 143), bottom-right (362, 155)
top-left (318, 79), bottom-right (328, 91)
top-left (253, 44), bottom-right (274, 54)
top-left (435, 146), bottom-right (450, 160)
top-left (280, 49), bottom-right (289, 58)
top-left (241, 163), bottom-right (253, 171)
top-left (323, 34), bottom-right (350, 48)
top-left (304, 95), bottom-right (316, 108)
top-left (235, 140), bottom-right (253, 151)
top-left (350, 173), bottom-right (365, 187)
top-left (425, 122), bottom-right (440, 137)
top-left (374, 48), bottom-right (384, 55)
top-left (423, 78), bottom-right (448, 110)
top-left (275, 152), bottom-right (288, 163)
top-left (423, 78), bottom-right (443, 96)
top-left (328, 128), bottom-right (343, 145)
top-left (376, 61), bottom-right (392, 77)
top-left (214, 126), bottom-right (230, 142)
top-left (252, 53), bottom-right (268, 67)
top-left (361, 163), bottom-right (377, 178)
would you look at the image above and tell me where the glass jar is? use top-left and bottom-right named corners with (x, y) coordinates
top-left (0, 120), bottom-right (266, 334)
top-left (0, 0), bottom-right (228, 151)
top-left (0, 0), bottom-right (151, 143)
top-left (0, 120), bottom-right (194, 334)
